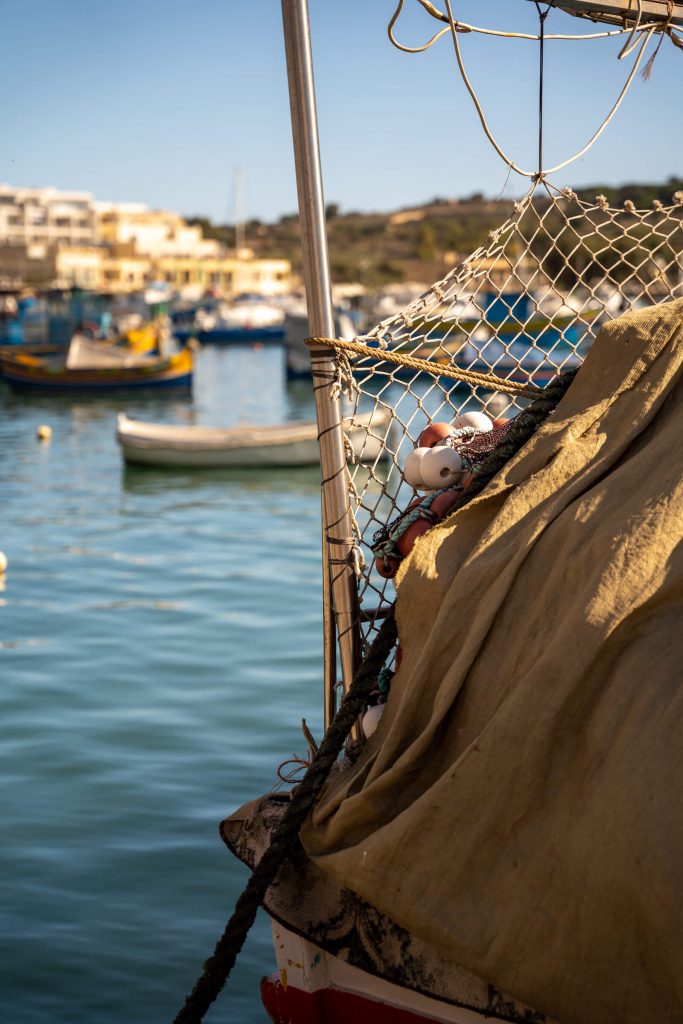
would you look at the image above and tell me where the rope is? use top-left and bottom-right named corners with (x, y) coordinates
top-left (441, 0), bottom-right (657, 180)
top-left (388, 0), bottom-right (665, 45)
top-left (170, 367), bottom-right (578, 1024)
top-left (171, 611), bottom-right (398, 1024)
top-left (304, 336), bottom-right (545, 400)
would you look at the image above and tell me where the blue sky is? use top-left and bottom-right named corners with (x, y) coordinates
top-left (0, 0), bottom-right (680, 222)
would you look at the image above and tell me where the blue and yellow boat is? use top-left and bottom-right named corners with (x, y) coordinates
top-left (0, 336), bottom-right (193, 393)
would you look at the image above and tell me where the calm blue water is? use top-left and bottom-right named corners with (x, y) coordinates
top-left (0, 345), bottom-right (327, 1024)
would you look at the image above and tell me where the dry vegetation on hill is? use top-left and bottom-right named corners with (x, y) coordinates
top-left (187, 177), bottom-right (683, 290)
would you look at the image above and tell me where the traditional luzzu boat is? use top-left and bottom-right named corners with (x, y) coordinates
top-left (170, 3), bottom-right (683, 1024)
top-left (0, 333), bottom-right (193, 392)
top-left (0, 318), bottom-right (161, 362)
top-left (116, 408), bottom-right (390, 469)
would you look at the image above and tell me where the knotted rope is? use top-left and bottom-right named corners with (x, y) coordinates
top-left (304, 335), bottom-right (545, 400)
top-left (170, 367), bottom-right (577, 1024)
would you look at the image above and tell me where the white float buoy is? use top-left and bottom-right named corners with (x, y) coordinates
top-left (486, 393), bottom-right (510, 418)
top-left (419, 446), bottom-right (464, 489)
top-left (403, 446), bottom-right (432, 487)
top-left (452, 411), bottom-right (493, 433)
top-left (0, 551), bottom-right (7, 574)
top-left (37, 424), bottom-right (52, 442)
top-left (362, 703), bottom-right (386, 739)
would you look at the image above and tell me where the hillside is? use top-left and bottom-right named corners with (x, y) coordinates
top-left (187, 177), bottom-right (683, 290)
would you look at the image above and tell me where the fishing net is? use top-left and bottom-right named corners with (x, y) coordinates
top-left (336, 182), bottom-right (683, 655)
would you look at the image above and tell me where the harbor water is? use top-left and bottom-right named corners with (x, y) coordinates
top-left (0, 345), bottom-right (327, 1024)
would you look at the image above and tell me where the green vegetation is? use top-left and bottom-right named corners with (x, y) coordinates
top-left (186, 178), bottom-right (683, 290)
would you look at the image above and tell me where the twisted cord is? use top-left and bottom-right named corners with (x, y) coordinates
top-left (171, 611), bottom-right (398, 1024)
top-left (441, 0), bottom-right (656, 180)
top-left (170, 368), bottom-right (578, 1024)
top-left (389, 0), bottom-right (664, 45)
top-left (304, 336), bottom-right (544, 400)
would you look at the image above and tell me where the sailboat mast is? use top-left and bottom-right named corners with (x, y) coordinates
top-left (281, 0), bottom-right (361, 725)
top-left (234, 164), bottom-right (245, 257)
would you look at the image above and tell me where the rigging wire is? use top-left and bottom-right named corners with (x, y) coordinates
top-left (436, 0), bottom-right (656, 180)
top-left (535, 3), bottom-right (551, 178)
top-left (388, 0), bottom-right (664, 48)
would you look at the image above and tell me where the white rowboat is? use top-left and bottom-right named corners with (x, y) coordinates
top-left (116, 409), bottom-right (390, 468)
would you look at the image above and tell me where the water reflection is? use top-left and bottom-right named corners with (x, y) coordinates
top-left (122, 462), bottom-right (322, 496)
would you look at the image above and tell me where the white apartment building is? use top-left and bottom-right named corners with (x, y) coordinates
top-left (0, 186), bottom-right (292, 295)
top-left (0, 184), bottom-right (97, 247)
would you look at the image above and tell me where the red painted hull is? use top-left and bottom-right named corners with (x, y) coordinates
top-left (261, 973), bottom-right (447, 1024)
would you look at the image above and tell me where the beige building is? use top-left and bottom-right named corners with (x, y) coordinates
top-left (0, 186), bottom-right (292, 296)
top-left (0, 242), bottom-right (100, 289)
top-left (152, 253), bottom-right (290, 298)
top-left (95, 203), bottom-right (220, 260)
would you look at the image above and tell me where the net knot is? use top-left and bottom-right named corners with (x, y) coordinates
top-left (596, 194), bottom-right (610, 211)
top-left (350, 545), bottom-right (366, 579)
top-left (330, 352), bottom-right (360, 402)
top-left (623, 199), bottom-right (637, 214)
top-left (673, 191), bottom-right (683, 206)
top-left (562, 187), bottom-right (577, 201)
top-left (652, 199), bottom-right (664, 211)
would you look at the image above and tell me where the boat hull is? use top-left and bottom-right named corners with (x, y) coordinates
top-left (116, 411), bottom-right (389, 468)
top-left (222, 795), bottom-right (553, 1024)
top-left (120, 434), bottom-right (323, 467)
top-left (174, 326), bottom-right (285, 345)
top-left (0, 347), bottom-right (193, 392)
top-left (0, 366), bottom-right (192, 392)
top-left (261, 923), bottom-right (525, 1024)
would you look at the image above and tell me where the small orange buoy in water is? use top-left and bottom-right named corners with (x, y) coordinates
top-left (0, 550), bottom-right (7, 573)
top-left (37, 424), bottom-right (52, 442)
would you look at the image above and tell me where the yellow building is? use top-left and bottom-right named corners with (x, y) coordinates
top-left (153, 254), bottom-right (291, 298)
top-left (96, 203), bottom-right (292, 297)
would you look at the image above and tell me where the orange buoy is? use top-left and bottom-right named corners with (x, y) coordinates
top-left (418, 421), bottom-right (453, 449)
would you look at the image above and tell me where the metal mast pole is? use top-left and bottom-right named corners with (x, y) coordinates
top-left (281, 0), bottom-right (360, 726)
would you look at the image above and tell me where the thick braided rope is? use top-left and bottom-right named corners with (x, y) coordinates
top-left (305, 336), bottom-right (545, 400)
top-left (171, 611), bottom-right (398, 1024)
top-left (462, 368), bottom-right (577, 502)
top-left (170, 367), bottom-right (577, 1024)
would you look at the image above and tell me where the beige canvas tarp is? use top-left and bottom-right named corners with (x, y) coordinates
top-left (301, 298), bottom-right (683, 1024)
